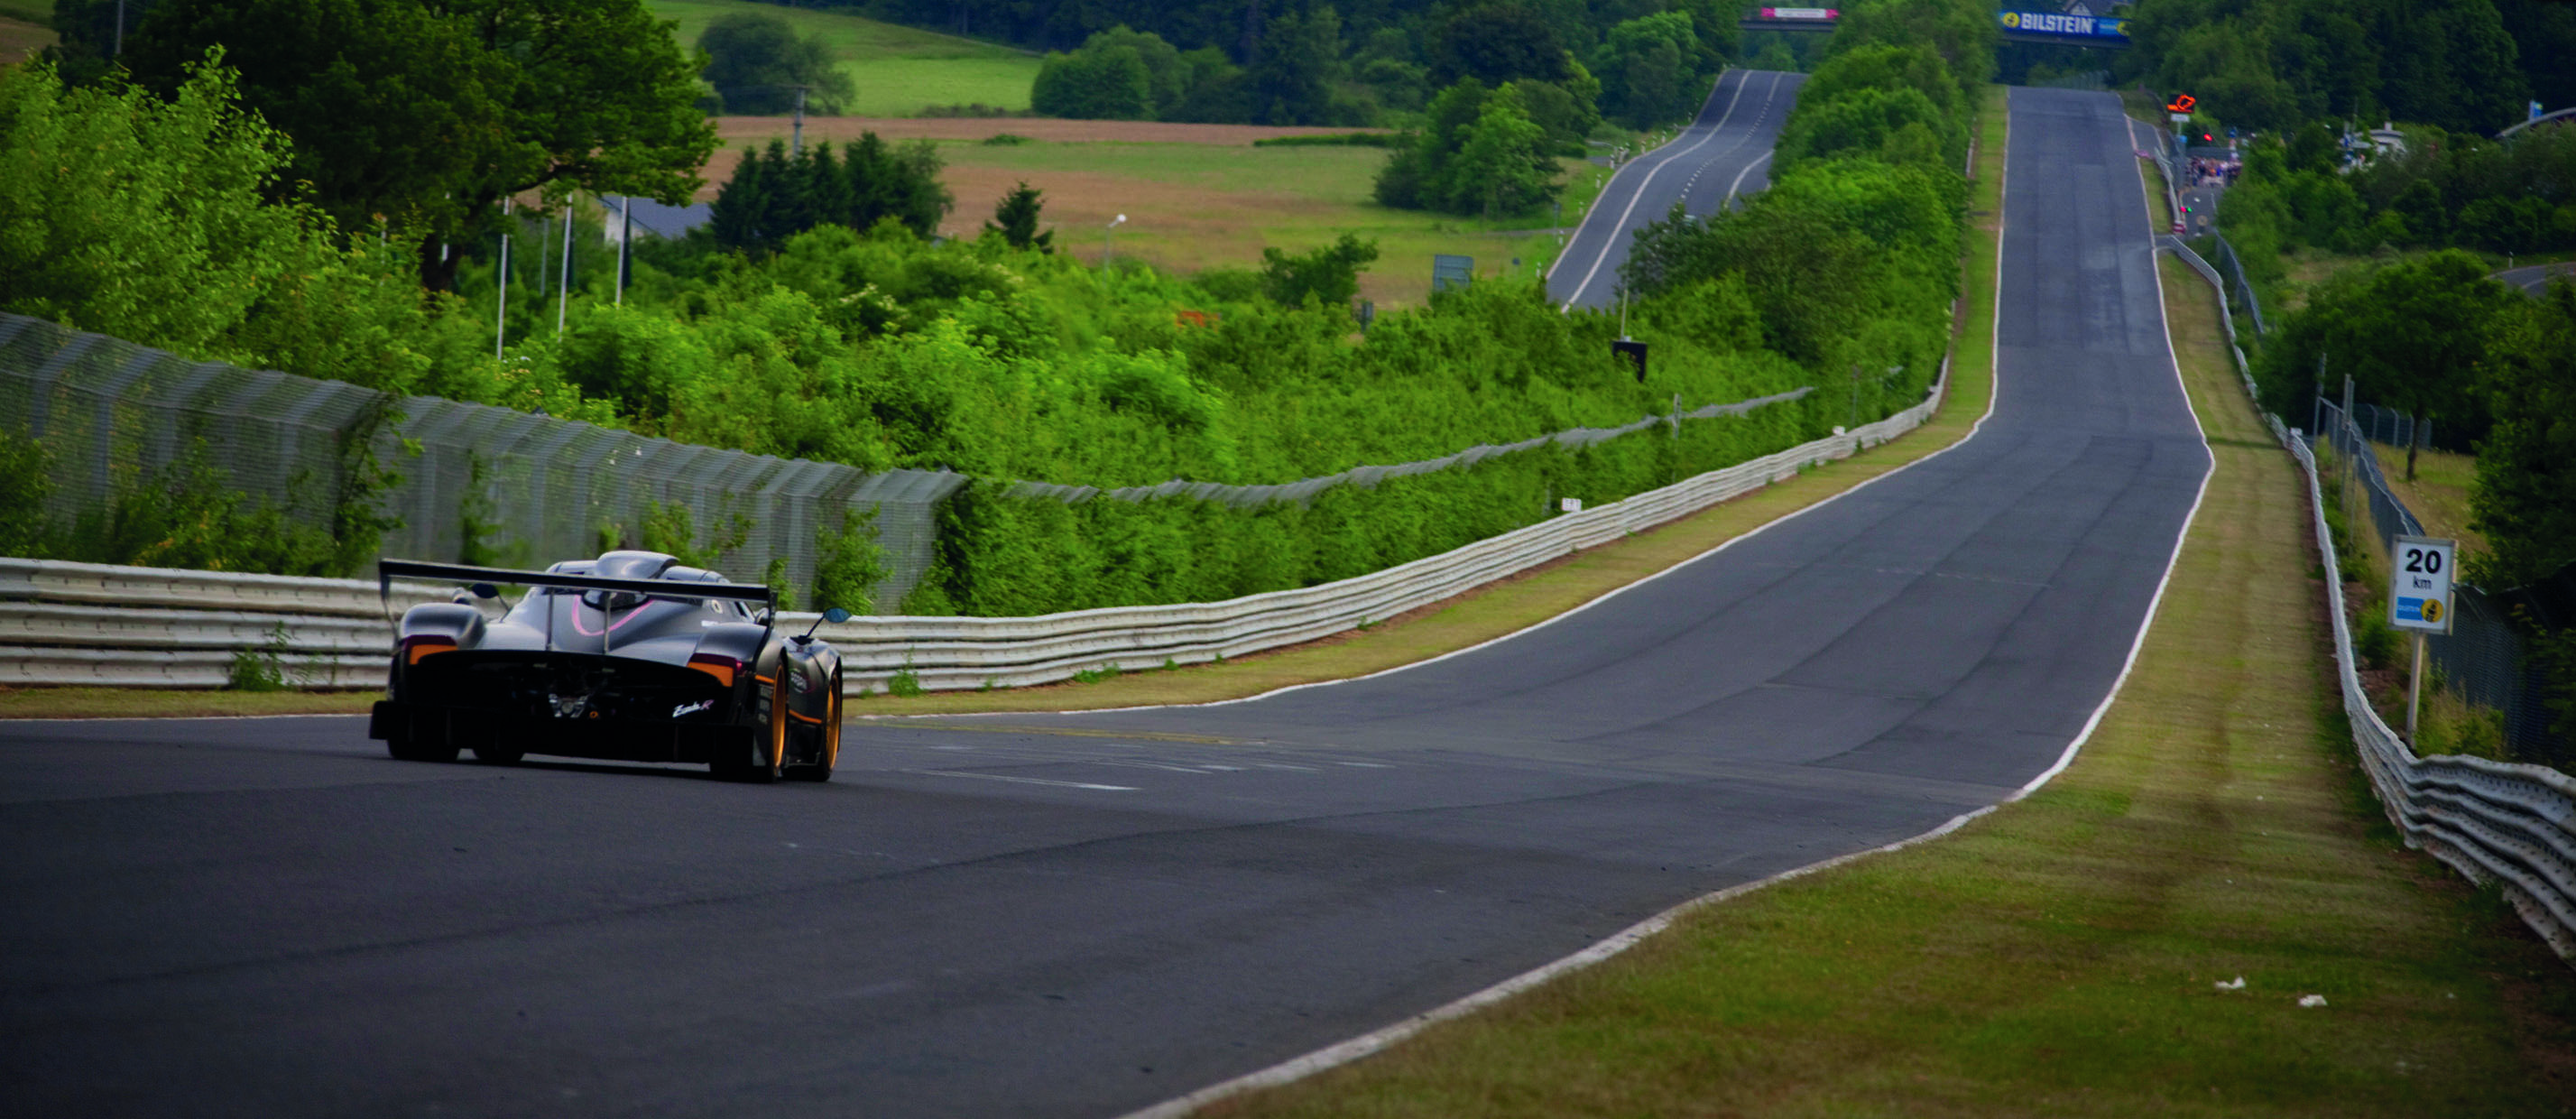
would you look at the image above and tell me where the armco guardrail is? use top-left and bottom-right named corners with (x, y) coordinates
top-left (2162, 240), bottom-right (2576, 962)
top-left (2287, 425), bottom-right (2576, 961)
top-left (0, 367), bottom-right (1947, 693)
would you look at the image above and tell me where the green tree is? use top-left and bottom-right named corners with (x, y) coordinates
top-left (1260, 234), bottom-right (1379, 307)
top-left (1250, 6), bottom-right (1345, 125)
top-left (2257, 251), bottom-right (2514, 447)
top-left (697, 10), bottom-right (855, 116)
top-left (708, 134), bottom-right (952, 253)
top-left (1031, 42), bottom-right (1154, 119)
top-left (1373, 77), bottom-right (1490, 209)
top-left (1827, 0), bottom-right (1994, 102)
top-left (985, 181), bottom-right (1054, 253)
top-left (812, 505), bottom-right (888, 615)
top-left (1428, 2), bottom-right (1570, 88)
top-left (124, 0), bottom-right (717, 291)
top-left (0, 55), bottom-right (442, 392)
top-left (2471, 281), bottom-right (2576, 588)
top-left (1443, 87), bottom-right (1560, 217)
top-left (1593, 11), bottom-right (1702, 130)
top-left (39, 0), bottom-right (164, 85)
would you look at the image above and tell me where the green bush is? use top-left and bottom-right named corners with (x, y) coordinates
top-left (905, 393), bottom-right (1828, 616)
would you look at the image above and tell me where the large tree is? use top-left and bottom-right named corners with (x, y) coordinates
top-left (124, 0), bottom-right (717, 291)
top-left (698, 10), bottom-right (856, 116)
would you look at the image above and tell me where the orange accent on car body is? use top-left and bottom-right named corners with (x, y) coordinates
top-left (688, 654), bottom-right (743, 689)
top-left (404, 639), bottom-right (456, 665)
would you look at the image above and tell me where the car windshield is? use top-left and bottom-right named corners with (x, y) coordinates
top-left (503, 586), bottom-right (747, 632)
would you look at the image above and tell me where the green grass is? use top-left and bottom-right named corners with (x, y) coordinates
top-left (2368, 443), bottom-right (2485, 556)
top-left (0, 14), bottom-right (54, 65)
top-left (934, 138), bottom-right (1615, 306)
top-left (1189, 123), bottom-right (2576, 1116)
top-left (0, 0), bottom-right (50, 27)
top-left (0, 687), bottom-right (380, 718)
top-left (644, 0), bottom-right (1038, 116)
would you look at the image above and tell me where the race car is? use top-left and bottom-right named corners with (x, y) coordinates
top-left (367, 551), bottom-right (849, 782)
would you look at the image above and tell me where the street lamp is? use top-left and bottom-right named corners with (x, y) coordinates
top-left (1104, 213), bottom-right (1127, 268)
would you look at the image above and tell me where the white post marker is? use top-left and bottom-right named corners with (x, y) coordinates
top-left (2390, 534), bottom-right (2456, 744)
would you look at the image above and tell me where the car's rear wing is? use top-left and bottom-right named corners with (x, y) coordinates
top-left (376, 560), bottom-right (779, 609)
top-left (377, 561), bottom-right (781, 657)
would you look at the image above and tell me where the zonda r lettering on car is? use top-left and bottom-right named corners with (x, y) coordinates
top-left (367, 551), bottom-right (853, 783)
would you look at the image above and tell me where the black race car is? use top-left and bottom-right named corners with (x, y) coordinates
top-left (367, 551), bottom-right (850, 782)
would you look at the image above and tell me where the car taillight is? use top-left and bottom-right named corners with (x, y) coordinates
top-left (402, 635), bottom-right (456, 665)
top-left (688, 653), bottom-right (743, 689)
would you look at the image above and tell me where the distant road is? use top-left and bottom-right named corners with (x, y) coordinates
top-left (2497, 260), bottom-right (2576, 294)
top-left (1547, 69), bottom-right (1807, 311)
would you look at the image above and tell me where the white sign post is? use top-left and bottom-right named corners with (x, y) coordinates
top-left (2390, 534), bottom-right (2456, 744)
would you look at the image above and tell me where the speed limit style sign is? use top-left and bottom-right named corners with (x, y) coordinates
top-left (2390, 535), bottom-right (2457, 634)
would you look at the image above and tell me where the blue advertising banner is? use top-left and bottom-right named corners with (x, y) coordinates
top-left (1999, 11), bottom-right (2130, 40)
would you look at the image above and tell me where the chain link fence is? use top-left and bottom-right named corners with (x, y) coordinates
top-left (0, 314), bottom-right (963, 608)
top-left (2317, 398), bottom-right (2571, 766)
top-left (2203, 232), bottom-right (2271, 335)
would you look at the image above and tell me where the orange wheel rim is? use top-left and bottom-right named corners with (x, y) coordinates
top-left (769, 687), bottom-right (788, 774)
top-left (825, 687), bottom-right (842, 769)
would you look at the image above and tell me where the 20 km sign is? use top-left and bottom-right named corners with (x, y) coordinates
top-left (2391, 535), bottom-right (2457, 634)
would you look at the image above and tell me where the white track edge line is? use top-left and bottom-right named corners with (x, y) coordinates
top-left (1556, 71), bottom-right (1752, 309)
top-left (1545, 64), bottom-right (1750, 285)
top-left (1722, 150), bottom-right (1774, 208)
top-left (1112, 802), bottom-right (1999, 1119)
top-left (1113, 90), bottom-right (2028, 1119)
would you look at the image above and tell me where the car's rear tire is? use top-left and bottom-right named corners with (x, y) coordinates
top-left (786, 671), bottom-right (841, 782)
top-left (715, 681), bottom-right (787, 782)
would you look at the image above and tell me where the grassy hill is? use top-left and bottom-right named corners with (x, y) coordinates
top-left (644, 0), bottom-right (1038, 117)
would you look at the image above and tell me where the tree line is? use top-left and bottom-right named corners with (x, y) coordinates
top-left (1016, 1), bottom-right (1738, 132)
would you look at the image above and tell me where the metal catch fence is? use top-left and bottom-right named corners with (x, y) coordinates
top-left (2169, 235), bottom-right (2574, 963)
top-left (0, 314), bottom-right (964, 609)
top-left (0, 358), bottom-right (1950, 691)
top-left (2315, 399), bottom-right (2570, 765)
top-left (2, 313), bottom-right (1821, 613)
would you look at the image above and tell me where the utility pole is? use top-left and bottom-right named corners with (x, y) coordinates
top-left (615, 196), bottom-right (632, 306)
top-left (494, 199), bottom-right (512, 359)
top-left (114, 0), bottom-right (125, 55)
top-left (2341, 374), bottom-right (2356, 515)
top-left (2312, 353), bottom-right (2324, 437)
top-left (792, 87), bottom-right (808, 155)
top-left (559, 198), bottom-right (576, 333)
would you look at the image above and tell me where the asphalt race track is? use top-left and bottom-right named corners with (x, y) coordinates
top-left (1548, 68), bottom-right (1806, 311)
top-left (0, 90), bottom-right (2209, 1119)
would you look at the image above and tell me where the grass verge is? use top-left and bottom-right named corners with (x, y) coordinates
top-left (1182, 216), bottom-right (2576, 1119)
top-left (643, 0), bottom-right (1038, 117)
top-left (0, 687), bottom-right (382, 719)
top-left (0, 14), bottom-right (55, 64)
top-left (851, 87), bottom-right (2009, 718)
top-left (2368, 442), bottom-right (2485, 555)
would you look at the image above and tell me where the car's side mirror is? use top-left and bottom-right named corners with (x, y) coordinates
top-left (469, 583), bottom-right (500, 599)
top-left (822, 607), bottom-right (854, 624)
top-left (752, 608), bottom-right (773, 625)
